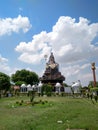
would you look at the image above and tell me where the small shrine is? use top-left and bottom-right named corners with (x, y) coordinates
top-left (40, 52), bottom-right (65, 90)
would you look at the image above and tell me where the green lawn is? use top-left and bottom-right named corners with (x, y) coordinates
top-left (0, 95), bottom-right (98, 130)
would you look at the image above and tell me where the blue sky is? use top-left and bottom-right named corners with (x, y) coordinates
top-left (0, 0), bottom-right (98, 86)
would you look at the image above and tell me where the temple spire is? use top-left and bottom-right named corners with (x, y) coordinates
top-left (48, 52), bottom-right (55, 64)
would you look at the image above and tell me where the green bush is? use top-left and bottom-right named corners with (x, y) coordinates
top-left (28, 91), bottom-right (36, 102)
top-left (41, 84), bottom-right (52, 96)
top-left (90, 87), bottom-right (98, 91)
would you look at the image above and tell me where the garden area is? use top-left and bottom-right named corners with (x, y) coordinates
top-left (0, 95), bottom-right (98, 130)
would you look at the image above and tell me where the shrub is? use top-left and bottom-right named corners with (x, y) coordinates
top-left (41, 84), bottom-right (52, 96)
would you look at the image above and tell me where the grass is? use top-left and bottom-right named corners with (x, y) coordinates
top-left (0, 95), bottom-right (98, 130)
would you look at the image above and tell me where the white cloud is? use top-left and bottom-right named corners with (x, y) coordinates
top-left (81, 63), bottom-right (90, 70)
top-left (61, 63), bottom-right (93, 86)
top-left (15, 31), bottom-right (51, 64)
top-left (0, 55), bottom-right (8, 62)
top-left (49, 16), bottom-right (98, 63)
top-left (16, 16), bottom-right (98, 64)
top-left (15, 16), bottom-right (98, 85)
top-left (0, 15), bottom-right (32, 36)
top-left (0, 55), bottom-right (10, 74)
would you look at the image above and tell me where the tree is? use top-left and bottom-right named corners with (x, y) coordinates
top-left (0, 72), bottom-right (11, 97)
top-left (88, 81), bottom-right (98, 88)
top-left (15, 81), bottom-right (25, 86)
top-left (11, 69), bottom-right (39, 85)
top-left (63, 83), bottom-right (69, 87)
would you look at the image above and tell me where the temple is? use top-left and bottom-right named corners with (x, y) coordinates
top-left (40, 52), bottom-right (65, 90)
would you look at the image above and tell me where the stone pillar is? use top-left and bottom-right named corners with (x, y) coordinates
top-left (91, 62), bottom-right (96, 87)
